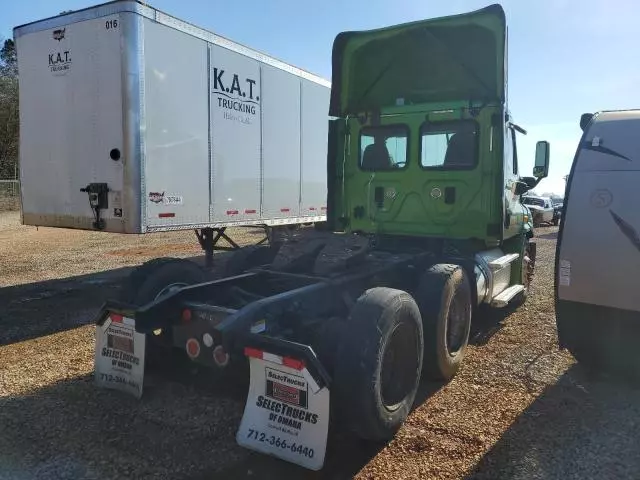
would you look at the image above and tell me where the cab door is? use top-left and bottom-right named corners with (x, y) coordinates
top-left (503, 125), bottom-right (526, 239)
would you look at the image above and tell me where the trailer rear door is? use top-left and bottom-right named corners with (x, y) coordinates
top-left (16, 13), bottom-right (126, 231)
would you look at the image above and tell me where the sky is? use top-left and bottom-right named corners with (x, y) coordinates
top-left (3, 0), bottom-right (639, 195)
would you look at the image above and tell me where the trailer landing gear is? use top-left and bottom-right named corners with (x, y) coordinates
top-left (195, 225), bottom-right (291, 269)
top-left (195, 227), bottom-right (242, 268)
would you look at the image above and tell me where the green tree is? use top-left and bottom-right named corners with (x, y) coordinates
top-left (0, 39), bottom-right (17, 75)
top-left (0, 38), bottom-right (19, 179)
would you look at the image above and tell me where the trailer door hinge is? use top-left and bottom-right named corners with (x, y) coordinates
top-left (80, 182), bottom-right (109, 230)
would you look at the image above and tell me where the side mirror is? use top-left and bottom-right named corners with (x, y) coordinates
top-left (533, 141), bottom-right (550, 179)
top-left (514, 182), bottom-right (528, 196)
top-left (515, 177), bottom-right (537, 195)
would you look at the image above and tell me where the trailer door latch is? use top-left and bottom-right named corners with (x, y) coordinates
top-left (80, 183), bottom-right (109, 230)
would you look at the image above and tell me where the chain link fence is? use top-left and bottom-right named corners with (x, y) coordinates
top-left (0, 179), bottom-right (20, 211)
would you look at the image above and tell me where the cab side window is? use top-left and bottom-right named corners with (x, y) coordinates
top-left (504, 127), bottom-right (514, 177)
top-left (511, 128), bottom-right (519, 175)
top-left (505, 127), bottom-right (519, 176)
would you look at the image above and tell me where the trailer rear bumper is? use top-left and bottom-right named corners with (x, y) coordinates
top-left (94, 299), bottom-right (331, 390)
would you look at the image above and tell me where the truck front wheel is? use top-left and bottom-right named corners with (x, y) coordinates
top-left (416, 264), bottom-right (472, 381)
top-left (333, 287), bottom-right (423, 441)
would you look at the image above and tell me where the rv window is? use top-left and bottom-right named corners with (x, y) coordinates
top-left (420, 120), bottom-right (478, 169)
top-left (359, 125), bottom-right (409, 171)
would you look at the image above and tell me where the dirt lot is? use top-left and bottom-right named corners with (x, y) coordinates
top-left (1, 211), bottom-right (640, 480)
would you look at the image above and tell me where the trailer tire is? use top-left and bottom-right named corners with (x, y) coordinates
top-left (222, 245), bottom-right (278, 277)
top-left (415, 264), bottom-right (472, 381)
top-left (122, 258), bottom-right (206, 365)
top-left (333, 287), bottom-right (423, 441)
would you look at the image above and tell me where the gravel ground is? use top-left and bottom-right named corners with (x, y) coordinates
top-left (1, 212), bottom-right (640, 479)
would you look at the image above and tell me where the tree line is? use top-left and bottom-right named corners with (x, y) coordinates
top-left (0, 38), bottom-right (18, 180)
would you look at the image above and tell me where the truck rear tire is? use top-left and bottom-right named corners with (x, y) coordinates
top-left (127, 258), bottom-right (206, 305)
top-left (222, 245), bottom-right (279, 277)
top-left (415, 264), bottom-right (472, 381)
top-left (333, 287), bottom-right (423, 441)
top-left (121, 258), bottom-right (206, 365)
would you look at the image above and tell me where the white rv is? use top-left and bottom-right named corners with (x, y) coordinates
top-left (556, 109), bottom-right (640, 376)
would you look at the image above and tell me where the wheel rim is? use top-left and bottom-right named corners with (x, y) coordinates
top-left (380, 320), bottom-right (420, 411)
top-left (446, 289), bottom-right (468, 355)
top-left (155, 282), bottom-right (188, 301)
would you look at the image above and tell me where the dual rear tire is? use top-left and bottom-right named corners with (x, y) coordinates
top-left (333, 264), bottom-right (473, 441)
top-left (123, 257), bottom-right (475, 442)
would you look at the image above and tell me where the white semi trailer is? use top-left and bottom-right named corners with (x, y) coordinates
top-left (13, 1), bottom-right (330, 261)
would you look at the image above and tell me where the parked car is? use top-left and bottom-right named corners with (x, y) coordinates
top-left (551, 197), bottom-right (563, 225)
top-left (522, 195), bottom-right (555, 226)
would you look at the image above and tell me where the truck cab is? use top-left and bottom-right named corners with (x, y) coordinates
top-left (326, 4), bottom-right (549, 251)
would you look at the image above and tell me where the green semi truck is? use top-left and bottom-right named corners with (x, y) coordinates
top-left (92, 3), bottom-right (550, 470)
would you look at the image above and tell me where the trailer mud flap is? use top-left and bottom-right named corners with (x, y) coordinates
top-left (236, 348), bottom-right (330, 471)
top-left (94, 314), bottom-right (146, 399)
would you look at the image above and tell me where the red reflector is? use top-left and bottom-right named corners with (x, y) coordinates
top-left (283, 357), bottom-right (305, 370)
top-left (159, 213), bottom-right (175, 218)
top-left (245, 209), bottom-right (257, 214)
top-left (186, 338), bottom-right (200, 358)
top-left (309, 207), bottom-right (316, 211)
top-left (213, 345), bottom-right (230, 367)
top-left (280, 208), bottom-right (290, 213)
top-left (110, 313), bottom-right (123, 323)
top-left (244, 347), bottom-right (262, 359)
top-left (227, 210), bottom-right (239, 215)
top-left (181, 309), bottom-right (192, 323)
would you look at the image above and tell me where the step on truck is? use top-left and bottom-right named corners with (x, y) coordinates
top-left (12, 0), bottom-right (331, 265)
top-left (17, 2), bottom-right (551, 472)
top-left (556, 110), bottom-right (640, 378)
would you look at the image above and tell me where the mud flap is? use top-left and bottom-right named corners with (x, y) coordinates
top-left (236, 349), bottom-right (330, 471)
top-left (94, 314), bottom-right (146, 399)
